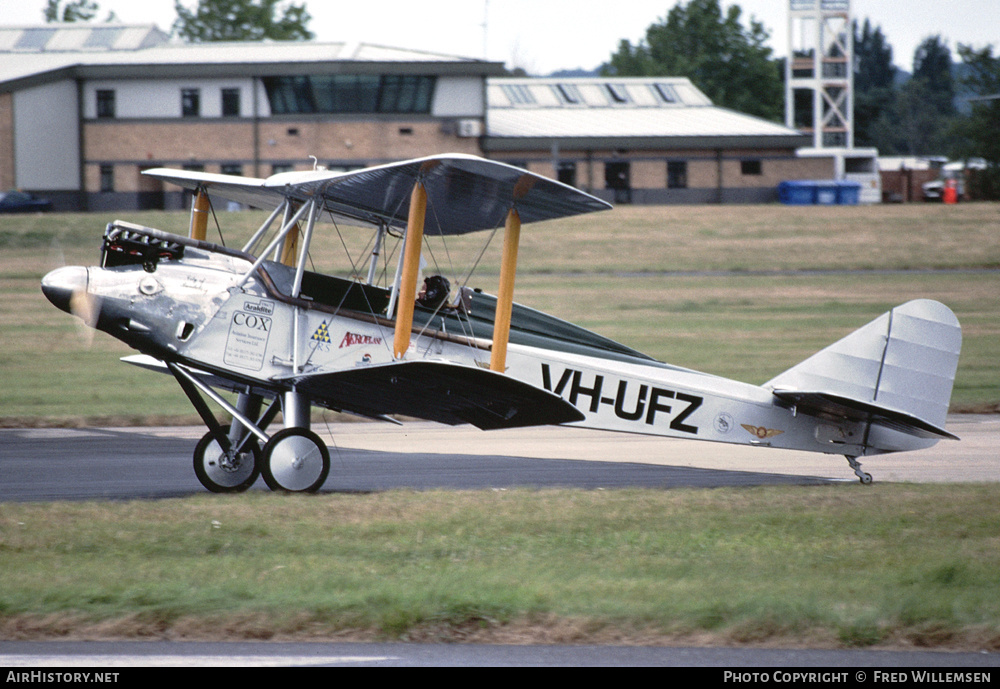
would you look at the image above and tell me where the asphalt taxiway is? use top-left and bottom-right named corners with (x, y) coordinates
top-left (1, 414), bottom-right (996, 501)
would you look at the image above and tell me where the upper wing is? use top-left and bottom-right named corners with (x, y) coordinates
top-left (143, 153), bottom-right (611, 235)
top-left (284, 360), bottom-right (585, 430)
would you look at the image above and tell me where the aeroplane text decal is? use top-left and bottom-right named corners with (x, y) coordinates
top-left (339, 331), bottom-right (383, 349)
top-left (540, 364), bottom-right (702, 434)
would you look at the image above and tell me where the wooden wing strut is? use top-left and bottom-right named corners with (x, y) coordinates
top-left (393, 180), bottom-right (427, 359)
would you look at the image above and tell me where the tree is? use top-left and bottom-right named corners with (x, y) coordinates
top-left (44, 0), bottom-right (116, 23)
top-left (913, 35), bottom-right (956, 117)
top-left (853, 19), bottom-right (897, 148)
top-left (600, 0), bottom-right (782, 121)
top-left (952, 44), bottom-right (1000, 198)
top-left (173, 0), bottom-right (313, 43)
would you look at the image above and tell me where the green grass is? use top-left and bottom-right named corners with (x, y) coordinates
top-left (2, 486), bottom-right (999, 647)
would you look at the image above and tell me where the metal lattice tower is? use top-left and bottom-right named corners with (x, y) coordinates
top-left (785, 0), bottom-right (854, 148)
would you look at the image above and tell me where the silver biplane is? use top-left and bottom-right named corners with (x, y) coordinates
top-left (41, 154), bottom-right (961, 492)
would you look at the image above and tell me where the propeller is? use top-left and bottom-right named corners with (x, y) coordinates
top-left (42, 242), bottom-right (101, 346)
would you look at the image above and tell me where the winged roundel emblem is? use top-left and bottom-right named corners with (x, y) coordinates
top-left (741, 424), bottom-right (785, 439)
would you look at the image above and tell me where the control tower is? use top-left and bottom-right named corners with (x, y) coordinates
top-left (785, 0), bottom-right (854, 148)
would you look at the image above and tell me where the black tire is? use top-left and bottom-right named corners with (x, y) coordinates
top-left (261, 428), bottom-right (330, 493)
top-left (193, 431), bottom-right (260, 493)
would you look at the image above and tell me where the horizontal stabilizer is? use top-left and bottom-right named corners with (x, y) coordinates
top-left (766, 299), bottom-right (961, 441)
top-left (772, 390), bottom-right (958, 440)
top-left (285, 360), bottom-right (586, 430)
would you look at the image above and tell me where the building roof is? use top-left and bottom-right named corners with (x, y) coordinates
top-left (0, 23), bottom-right (503, 91)
top-left (485, 77), bottom-right (809, 151)
top-left (0, 24), bottom-right (169, 52)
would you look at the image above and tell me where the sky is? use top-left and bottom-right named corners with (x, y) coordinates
top-left (2, 0), bottom-right (997, 75)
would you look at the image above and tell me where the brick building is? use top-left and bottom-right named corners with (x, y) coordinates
top-left (484, 77), bottom-right (832, 204)
top-left (1, 23), bottom-right (834, 211)
top-left (0, 24), bottom-right (502, 211)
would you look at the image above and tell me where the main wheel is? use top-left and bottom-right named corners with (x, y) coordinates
top-left (193, 431), bottom-right (260, 493)
top-left (261, 428), bottom-right (330, 493)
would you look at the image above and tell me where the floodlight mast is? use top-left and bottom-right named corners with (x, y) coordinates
top-left (786, 0), bottom-right (854, 149)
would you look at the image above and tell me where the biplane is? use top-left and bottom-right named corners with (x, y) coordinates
top-left (41, 154), bottom-right (961, 492)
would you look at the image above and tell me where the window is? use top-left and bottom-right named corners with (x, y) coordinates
top-left (221, 88), bottom-right (241, 117)
top-left (741, 160), bottom-right (762, 176)
top-left (99, 165), bottom-right (114, 193)
top-left (379, 74), bottom-right (434, 113)
top-left (221, 164), bottom-right (243, 176)
top-left (605, 161), bottom-right (631, 203)
top-left (500, 84), bottom-right (535, 105)
top-left (554, 84), bottom-right (582, 105)
top-left (262, 75), bottom-right (436, 115)
top-left (83, 27), bottom-right (123, 49)
top-left (96, 90), bottom-right (115, 119)
top-left (667, 161), bottom-right (688, 189)
top-left (557, 162), bottom-right (577, 187)
top-left (605, 84), bottom-right (630, 104)
top-left (652, 83), bottom-right (678, 104)
top-left (181, 89), bottom-right (200, 117)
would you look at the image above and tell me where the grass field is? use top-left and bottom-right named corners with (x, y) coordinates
top-left (2, 486), bottom-right (999, 648)
top-left (1, 203), bottom-right (999, 647)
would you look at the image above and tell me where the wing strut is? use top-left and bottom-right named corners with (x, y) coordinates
top-left (490, 207), bottom-right (521, 372)
top-left (189, 187), bottom-right (210, 241)
top-left (393, 179), bottom-right (427, 359)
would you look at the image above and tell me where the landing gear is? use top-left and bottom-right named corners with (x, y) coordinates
top-left (261, 428), bottom-right (330, 493)
top-left (193, 431), bottom-right (260, 493)
top-left (168, 363), bottom-right (331, 494)
top-left (845, 455), bottom-right (873, 484)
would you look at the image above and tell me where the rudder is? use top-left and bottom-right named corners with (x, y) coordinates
top-left (765, 299), bottom-right (961, 441)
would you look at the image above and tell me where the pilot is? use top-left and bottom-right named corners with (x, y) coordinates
top-left (416, 275), bottom-right (451, 310)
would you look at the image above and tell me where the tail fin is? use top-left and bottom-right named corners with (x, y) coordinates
top-left (766, 300), bottom-right (961, 442)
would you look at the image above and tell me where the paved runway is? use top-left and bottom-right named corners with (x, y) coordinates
top-left (1, 415), bottom-right (996, 501)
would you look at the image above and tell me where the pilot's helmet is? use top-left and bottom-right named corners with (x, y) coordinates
top-left (418, 275), bottom-right (451, 309)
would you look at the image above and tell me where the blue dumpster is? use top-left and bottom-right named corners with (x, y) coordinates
top-left (778, 181), bottom-right (815, 205)
top-left (779, 180), bottom-right (862, 205)
top-left (836, 181), bottom-right (861, 205)
top-left (815, 182), bottom-right (839, 205)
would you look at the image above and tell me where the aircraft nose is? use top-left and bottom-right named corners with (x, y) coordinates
top-left (41, 266), bottom-right (89, 314)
